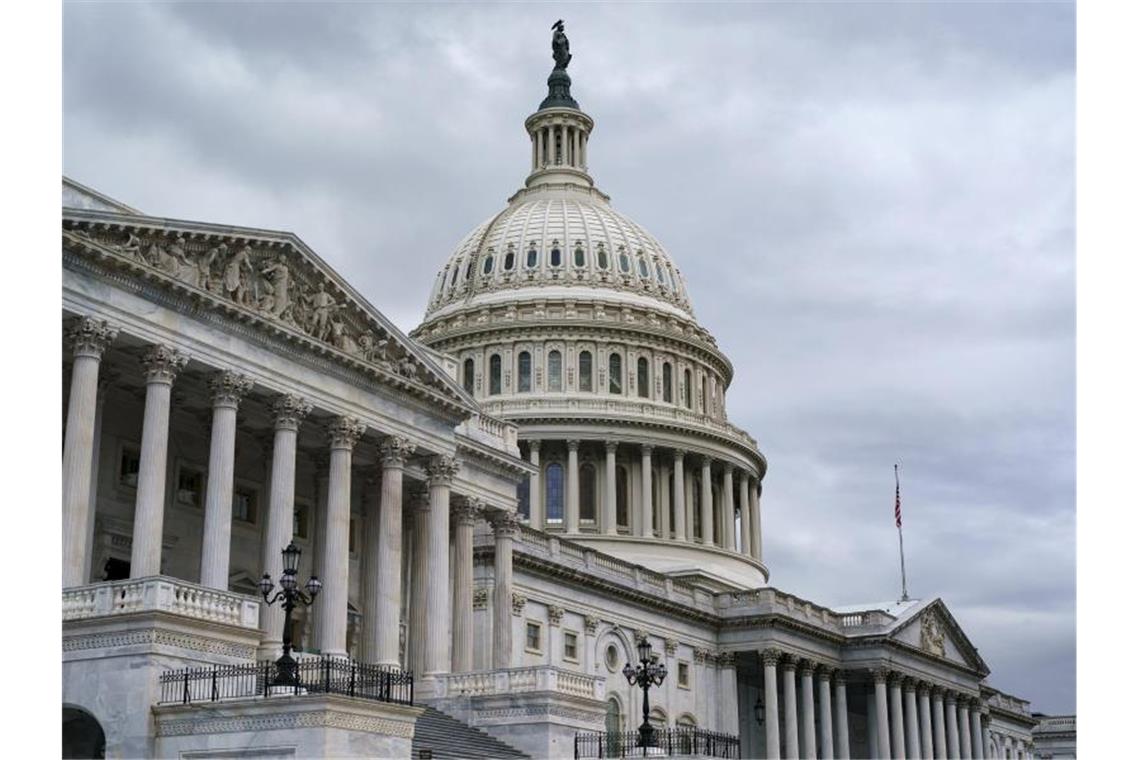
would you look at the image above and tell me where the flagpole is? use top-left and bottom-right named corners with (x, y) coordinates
top-left (896, 463), bottom-right (909, 602)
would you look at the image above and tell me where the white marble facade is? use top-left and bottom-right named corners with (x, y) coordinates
top-left (61, 44), bottom-right (1056, 759)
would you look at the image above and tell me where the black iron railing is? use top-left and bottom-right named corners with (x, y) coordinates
top-left (158, 656), bottom-right (414, 706)
top-left (574, 728), bottom-right (740, 758)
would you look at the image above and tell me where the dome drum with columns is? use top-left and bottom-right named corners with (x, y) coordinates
top-left (412, 39), bottom-right (767, 592)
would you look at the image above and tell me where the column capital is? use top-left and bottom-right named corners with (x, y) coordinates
top-left (798, 658), bottom-right (816, 675)
top-left (604, 439), bottom-right (619, 453)
top-left (817, 664), bottom-right (834, 681)
top-left (782, 656), bottom-right (800, 673)
top-left (889, 671), bottom-right (906, 687)
top-left (967, 697), bottom-right (982, 710)
top-left (944, 690), bottom-right (959, 705)
top-left (566, 439), bottom-right (579, 452)
top-left (67, 316), bottom-right (119, 359)
top-left (272, 393), bottom-right (312, 431)
top-left (716, 651), bottom-right (736, 668)
top-left (917, 681), bottom-right (932, 696)
top-left (833, 669), bottom-right (847, 685)
top-left (673, 448), bottom-right (685, 462)
top-left (760, 648), bottom-right (782, 667)
top-left (700, 454), bottom-right (712, 467)
top-left (664, 638), bottom-right (679, 657)
top-left (208, 370), bottom-right (253, 408)
top-left (903, 676), bottom-right (918, 692)
top-left (451, 497), bottom-right (482, 526)
top-left (426, 454), bottom-right (461, 485)
top-left (327, 416), bottom-right (365, 450)
top-left (490, 509), bottom-right (521, 537)
top-left (140, 344), bottom-right (187, 384)
top-left (640, 443), bottom-right (654, 456)
top-left (584, 614), bottom-right (600, 635)
top-left (931, 685), bottom-right (945, 698)
top-left (511, 592), bottom-right (527, 616)
top-left (547, 604), bottom-right (565, 626)
top-left (872, 667), bottom-right (891, 684)
top-left (379, 435), bottom-right (416, 467)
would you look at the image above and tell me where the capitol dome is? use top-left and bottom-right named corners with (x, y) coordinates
top-left (412, 39), bottom-right (767, 592)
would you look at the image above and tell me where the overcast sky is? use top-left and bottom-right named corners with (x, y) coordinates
top-left (63, 2), bottom-right (1075, 713)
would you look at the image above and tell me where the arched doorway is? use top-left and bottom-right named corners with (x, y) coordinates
top-left (62, 705), bottom-right (105, 759)
top-left (605, 695), bottom-right (624, 754)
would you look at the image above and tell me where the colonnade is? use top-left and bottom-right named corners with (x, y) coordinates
top-left (756, 649), bottom-right (990, 759)
top-left (522, 439), bottom-right (762, 561)
top-left (61, 315), bottom-right (518, 679)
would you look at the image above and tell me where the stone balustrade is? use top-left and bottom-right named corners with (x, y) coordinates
top-left (434, 665), bottom-right (605, 701)
top-left (62, 576), bottom-right (260, 630)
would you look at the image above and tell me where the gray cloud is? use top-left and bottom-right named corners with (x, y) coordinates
top-left (64, 2), bottom-right (1075, 713)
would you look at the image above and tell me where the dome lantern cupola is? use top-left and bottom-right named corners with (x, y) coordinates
top-left (525, 21), bottom-right (594, 190)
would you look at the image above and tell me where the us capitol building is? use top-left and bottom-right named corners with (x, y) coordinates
top-left (61, 25), bottom-right (1070, 760)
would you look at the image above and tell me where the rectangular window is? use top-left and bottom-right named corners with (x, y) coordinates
top-left (293, 504), bottom-right (309, 540)
top-left (118, 444), bottom-right (141, 488)
top-left (678, 661), bottom-right (690, 689)
top-left (233, 486), bottom-right (257, 524)
top-left (526, 622), bottom-right (542, 653)
top-left (175, 464), bottom-right (204, 508)
top-left (563, 631), bottom-right (579, 662)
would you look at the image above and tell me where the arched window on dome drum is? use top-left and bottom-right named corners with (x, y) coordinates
top-left (608, 353), bottom-right (623, 394)
top-left (574, 244), bottom-right (585, 268)
top-left (526, 245), bottom-right (538, 269)
top-left (596, 244), bottom-right (609, 270)
top-left (504, 249), bottom-right (516, 271)
top-left (683, 369), bottom-right (693, 409)
top-left (618, 249), bottom-right (631, 274)
top-left (637, 256), bottom-right (650, 279)
top-left (670, 267), bottom-right (680, 292)
top-left (655, 262), bottom-right (666, 284)
top-left (517, 477), bottom-right (530, 520)
top-left (489, 354), bottom-right (502, 396)
top-left (548, 350), bottom-right (563, 391)
top-left (545, 463), bottom-right (564, 523)
top-left (550, 245), bottom-right (562, 268)
top-left (450, 263), bottom-right (461, 288)
top-left (462, 358), bottom-right (475, 395)
top-left (578, 351), bottom-right (593, 392)
top-left (517, 351), bottom-right (532, 393)
top-left (465, 258), bottom-right (475, 280)
top-left (637, 357), bottom-right (649, 398)
top-left (579, 463), bottom-right (596, 522)
top-left (482, 254), bottom-right (495, 275)
top-left (662, 362), bottom-right (673, 403)
top-left (616, 466), bottom-right (629, 530)
top-left (700, 375), bottom-right (708, 414)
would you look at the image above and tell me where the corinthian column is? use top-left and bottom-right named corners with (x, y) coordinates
top-left (801, 660), bottom-right (817, 759)
top-left (491, 510), bottom-right (519, 669)
top-left (783, 658), bottom-right (800, 759)
top-left (565, 440), bottom-right (580, 533)
top-left (958, 699), bottom-right (972, 759)
top-left (528, 440), bottom-right (542, 529)
top-left (424, 455), bottom-right (460, 676)
top-left (700, 456), bottom-right (713, 545)
top-left (945, 692), bottom-right (961, 759)
top-left (199, 371), bottom-right (252, 590)
top-left (738, 474), bottom-right (752, 556)
top-left (408, 489), bottom-right (431, 675)
top-left (904, 679), bottom-right (920, 760)
top-left (835, 672), bottom-right (850, 759)
top-left (604, 440), bottom-right (618, 534)
top-left (721, 466), bottom-right (735, 551)
top-left (130, 345), bottom-right (187, 578)
top-left (672, 450), bottom-right (686, 541)
top-left (760, 649), bottom-right (781, 760)
top-left (873, 670), bottom-right (891, 760)
top-left (819, 666), bottom-right (834, 759)
top-left (889, 674), bottom-right (905, 760)
top-left (640, 445), bottom-right (654, 537)
top-left (258, 394), bottom-right (311, 658)
top-left (451, 496), bottom-right (479, 672)
top-left (932, 688), bottom-right (947, 759)
top-left (919, 683), bottom-right (934, 760)
top-left (366, 436), bottom-right (413, 666)
top-left (315, 416), bottom-right (364, 656)
top-left (969, 702), bottom-right (984, 760)
top-left (63, 317), bottom-right (118, 586)
top-left (751, 481), bottom-right (763, 561)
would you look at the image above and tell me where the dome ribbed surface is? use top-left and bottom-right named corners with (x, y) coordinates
top-left (424, 189), bottom-right (694, 321)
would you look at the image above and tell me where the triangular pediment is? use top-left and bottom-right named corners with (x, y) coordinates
top-left (63, 177), bottom-right (139, 215)
top-left (889, 599), bottom-right (989, 675)
top-left (62, 188), bottom-right (477, 419)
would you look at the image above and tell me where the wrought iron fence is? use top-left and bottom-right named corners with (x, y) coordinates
top-left (574, 728), bottom-right (740, 758)
top-left (158, 657), bottom-right (414, 706)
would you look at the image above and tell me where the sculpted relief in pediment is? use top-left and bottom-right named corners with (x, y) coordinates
top-left (920, 609), bottom-right (947, 658)
top-left (67, 226), bottom-right (428, 385)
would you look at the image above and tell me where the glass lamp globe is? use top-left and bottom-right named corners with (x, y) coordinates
top-left (305, 576), bottom-right (323, 597)
top-left (258, 573), bottom-right (274, 597)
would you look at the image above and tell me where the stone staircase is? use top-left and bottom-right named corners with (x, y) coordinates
top-left (411, 706), bottom-right (529, 759)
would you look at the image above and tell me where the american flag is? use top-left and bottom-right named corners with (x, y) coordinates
top-left (894, 464), bottom-right (902, 529)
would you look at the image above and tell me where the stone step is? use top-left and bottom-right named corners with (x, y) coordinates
top-left (411, 706), bottom-right (529, 759)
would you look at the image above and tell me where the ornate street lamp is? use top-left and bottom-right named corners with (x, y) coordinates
top-left (259, 542), bottom-right (322, 688)
top-left (623, 637), bottom-right (667, 748)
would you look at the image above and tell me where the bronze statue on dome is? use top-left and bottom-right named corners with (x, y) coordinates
top-left (552, 20), bottom-right (571, 71)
